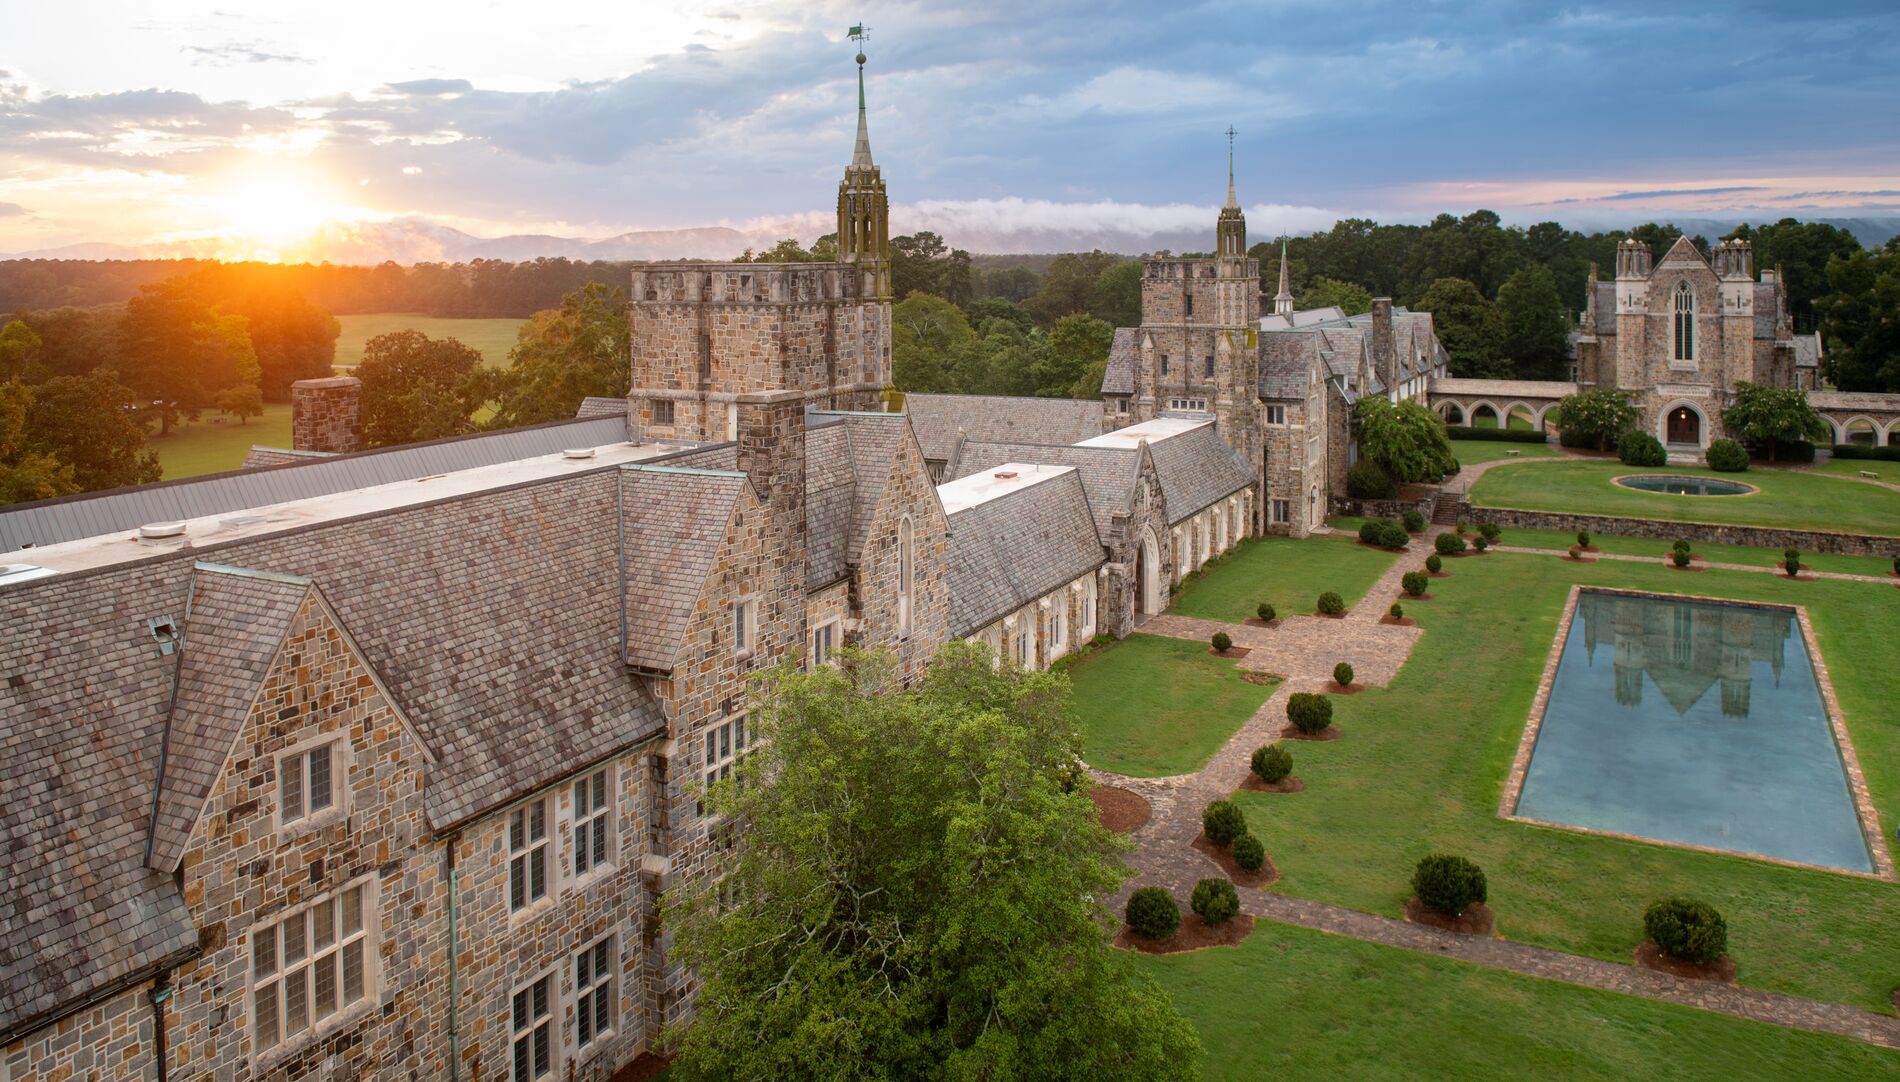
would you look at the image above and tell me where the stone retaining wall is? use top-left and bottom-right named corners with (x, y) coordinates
top-left (1332, 491), bottom-right (1438, 521)
top-left (1463, 505), bottom-right (1900, 556)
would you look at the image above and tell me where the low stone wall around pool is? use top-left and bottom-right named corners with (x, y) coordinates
top-left (1462, 505), bottom-right (1900, 557)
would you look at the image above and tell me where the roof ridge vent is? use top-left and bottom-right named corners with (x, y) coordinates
top-left (139, 522), bottom-right (187, 541)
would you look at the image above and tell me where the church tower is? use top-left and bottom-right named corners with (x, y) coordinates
top-left (836, 35), bottom-right (892, 301)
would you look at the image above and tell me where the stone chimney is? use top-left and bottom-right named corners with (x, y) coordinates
top-left (1369, 297), bottom-right (1397, 392)
top-left (291, 376), bottom-right (363, 454)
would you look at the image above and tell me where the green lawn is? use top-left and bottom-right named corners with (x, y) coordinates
top-left (1139, 921), bottom-right (1900, 1080)
top-left (1232, 552), bottom-right (1900, 1010)
top-left (1450, 437), bottom-right (1559, 465)
top-left (148, 402), bottom-right (294, 479)
top-left (1494, 525), bottom-right (1900, 577)
top-left (1798, 458), bottom-right (1900, 482)
top-left (1471, 459), bottom-right (1900, 536)
top-left (1169, 536), bottom-right (1401, 622)
top-left (334, 313), bottom-right (528, 369)
top-left (1062, 634), bottom-right (1276, 777)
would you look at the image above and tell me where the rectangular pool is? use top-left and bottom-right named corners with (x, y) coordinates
top-left (1512, 590), bottom-right (1874, 874)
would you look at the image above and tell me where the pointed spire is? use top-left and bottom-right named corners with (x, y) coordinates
top-left (1274, 237), bottom-right (1294, 317)
top-left (1223, 125), bottom-right (1239, 209)
top-left (850, 28), bottom-right (874, 170)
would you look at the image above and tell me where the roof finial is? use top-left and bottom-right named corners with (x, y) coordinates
top-left (1224, 125), bottom-right (1238, 209)
top-left (849, 24), bottom-right (874, 170)
top-left (1273, 236), bottom-right (1295, 316)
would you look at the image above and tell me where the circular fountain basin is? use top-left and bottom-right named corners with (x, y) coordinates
top-left (1615, 475), bottom-right (1755, 496)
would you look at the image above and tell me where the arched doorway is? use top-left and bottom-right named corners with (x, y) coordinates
top-left (1136, 528), bottom-right (1162, 617)
top-left (1665, 405), bottom-right (1701, 446)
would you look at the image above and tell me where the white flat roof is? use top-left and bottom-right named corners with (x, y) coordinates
top-left (1072, 416), bottom-right (1209, 449)
top-left (12, 440), bottom-right (684, 580)
top-left (936, 462), bottom-right (1076, 516)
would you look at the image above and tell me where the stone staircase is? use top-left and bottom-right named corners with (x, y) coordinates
top-left (1432, 497), bottom-right (1464, 526)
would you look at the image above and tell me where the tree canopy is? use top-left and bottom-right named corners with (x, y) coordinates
top-left (1818, 237), bottom-right (1900, 393)
top-left (1549, 388), bottom-right (1638, 451)
top-left (664, 644), bottom-right (1201, 1081)
top-left (1496, 264), bottom-right (1571, 379)
top-left (1415, 277), bottom-right (1507, 379)
top-left (487, 283), bottom-right (630, 427)
top-left (1720, 382), bottom-right (1830, 461)
top-left (355, 330), bottom-right (486, 446)
top-left (1351, 397), bottom-right (1456, 483)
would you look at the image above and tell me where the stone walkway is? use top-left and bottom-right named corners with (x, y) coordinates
top-left (1095, 528), bottom-right (1900, 1051)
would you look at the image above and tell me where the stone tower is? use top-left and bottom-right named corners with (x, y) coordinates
top-left (836, 44), bottom-right (892, 301)
top-left (1129, 135), bottom-right (1262, 524)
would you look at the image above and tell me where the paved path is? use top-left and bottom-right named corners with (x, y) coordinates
top-left (1095, 527), bottom-right (1900, 1050)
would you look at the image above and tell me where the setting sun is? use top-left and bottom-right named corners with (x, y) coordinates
top-left (211, 166), bottom-right (349, 258)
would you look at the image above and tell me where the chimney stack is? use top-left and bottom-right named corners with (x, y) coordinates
top-left (291, 376), bottom-right (363, 454)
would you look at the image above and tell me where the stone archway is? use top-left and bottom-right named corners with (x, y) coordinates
top-left (1657, 400), bottom-right (1707, 449)
top-left (1438, 402), bottom-right (1465, 425)
top-left (1137, 527), bottom-right (1162, 616)
top-left (1470, 402), bottom-right (1501, 428)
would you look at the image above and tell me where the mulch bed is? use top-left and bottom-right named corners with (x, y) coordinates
top-left (1576, 544), bottom-right (1602, 553)
top-left (1633, 940), bottom-right (1737, 983)
top-left (1380, 614), bottom-right (1418, 626)
top-left (1116, 913), bottom-right (1256, 955)
top-left (609, 1052), bottom-right (673, 1082)
top-left (1208, 645), bottom-right (1252, 659)
top-left (1312, 609), bottom-right (1349, 619)
top-left (1192, 834), bottom-right (1279, 887)
top-left (1328, 681), bottom-right (1364, 695)
top-left (1239, 773), bottom-right (1304, 794)
top-left (1663, 550), bottom-right (1709, 562)
top-left (1403, 896), bottom-right (1495, 936)
top-left (1428, 569), bottom-right (1452, 578)
top-left (1280, 723), bottom-right (1341, 741)
top-left (1243, 616), bottom-right (1283, 628)
top-left (1401, 590), bottom-right (1433, 600)
top-left (1089, 785), bottom-right (1151, 834)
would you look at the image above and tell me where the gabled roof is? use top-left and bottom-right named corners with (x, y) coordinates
top-left (1656, 234), bottom-right (1708, 269)
top-left (944, 469), bottom-right (1105, 636)
top-left (904, 393), bottom-right (1104, 463)
top-left (1145, 424), bottom-right (1255, 525)
top-left (576, 396), bottom-right (629, 419)
top-left (1259, 333), bottom-right (1314, 399)
top-left (1101, 327), bottom-right (1138, 396)
top-left (806, 423), bottom-right (856, 589)
top-left (946, 441), bottom-right (1140, 537)
top-left (145, 564), bottom-right (314, 872)
top-left (619, 466), bottom-right (748, 674)
top-left (839, 413), bottom-right (909, 560)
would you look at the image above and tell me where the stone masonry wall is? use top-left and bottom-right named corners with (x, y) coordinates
top-left (290, 377), bottom-right (362, 455)
top-left (847, 430), bottom-right (951, 685)
top-left (1099, 452), bottom-right (1170, 636)
top-left (1464, 505), bottom-right (1900, 557)
top-left (167, 593), bottom-right (443, 1080)
top-left (2, 984), bottom-right (154, 1082)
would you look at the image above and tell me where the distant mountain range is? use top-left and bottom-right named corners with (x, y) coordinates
top-left (6, 214), bottom-right (1896, 265)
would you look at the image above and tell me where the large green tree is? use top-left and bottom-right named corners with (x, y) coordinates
top-left (1720, 381), bottom-right (1829, 461)
top-left (23, 371), bottom-right (161, 491)
top-left (355, 330), bottom-right (486, 446)
top-left (489, 283), bottom-right (630, 427)
top-left (1817, 238), bottom-right (1900, 393)
top-left (1297, 276), bottom-right (1373, 316)
top-left (1495, 264), bottom-right (1572, 379)
top-left (1726, 219), bottom-right (1861, 331)
top-left (665, 645), bottom-right (1201, 1080)
top-left (893, 232), bottom-right (975, 307)
top-left (1351, 396), bottom-right (1456, 483)
top-left (115, 279), bottom-right (262, 433)
top-left (1038, 314), bottom-right (1114, 399)
top-left (0, 382), bottom-right (77, 505)
top-left (1548, 388), bottom-right (1638, 451)
top-left (0, 320), bottom-right (44, 382)
top-left (1024, 251), bottom-right (1123, 325)
top-left (1415, 277), bottom-right (1508, 379)
top-left (892, 294), bottom-right (977, 393)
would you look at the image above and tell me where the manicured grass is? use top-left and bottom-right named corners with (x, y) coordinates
top-left (1232, 552), bottom-right (1900, 1010)
top-left (1449, 437), bottom-right (1558, 465)
top-left (1471, 459), bottom-right (1900, 536)
top-left (1168, 536), bottom-right (1401, 622)
top-left (149, 402), bottom-right (294, 479)
top-left (1062, 634), bottom-right (1276, 777)
top-left (334, 313), bottom-right (528, 369)
top-left (1800, 458), bottom-right (1900, 482)
top-left (1139, 921), bottom-right (1900, 1080)
top-left (1494, 525), bottom-right (1900, 577)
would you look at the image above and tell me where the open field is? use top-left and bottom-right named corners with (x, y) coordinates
top-left (1471, 459), bottom-right (1900, 536)
top-left (148, 402), bottom-right (293, 479)
top-left (1063, 634), bottom-right (1276, 777)
top-left (334, 313), bottom-right (529, 369)
top-left (1168, 536), bottom-right (1401, 623)
top-left (1139, 920), bottom-right (1900, 1080)
top-left (1229, 550), bottom-right (1900, 1010)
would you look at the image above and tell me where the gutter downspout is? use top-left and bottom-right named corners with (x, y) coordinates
top-left (447, 833), bottom-right (461, 1082)
top-left (150, 974), bottom-right (173, 1082)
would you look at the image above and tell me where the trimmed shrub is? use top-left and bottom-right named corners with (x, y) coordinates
top-left (1471, 534), bottom-right (1489, 553)
top-left (1477, 522), bottom-right (1501, 543)
top-left (1287, 692), bottom-right (1332, 735)
top-left (1425, 554), bottom-right (1443, 574)
top-left (1402, 509), bottom-right (1426, 532)
top-left (1251, 743), bottom-right (1292, 784)
top-left (1317, 591), bottom-right (1345, 616)
top-left (1568, 544), bottom-right (1583, 559)
top-left (1126, 887), bottom-right (1180, 940)
top-left (1402, 571), bottom-right (1428, 597)
top-left (1257, 601), bottom-right (1276, 622)
top-left (1411, 854), bottom-right (1488, 916)
top-left (1211, 631), bottom-right (1233, 653)
top-left (1618, 430), bottom-right (1667, 467)
top-left (1830, 443), bottom-right (1900, 461)
top-left (1672, 549), bottom-right (1690, 568)
top-left (1783, 547), bottom-right (1799, 564)
top-left (1232, 833), bottom-right (1266, 873)
top-left (1389, 601), bottom-right (1404, 619)
top-left (1644, 897), bottom-right (1728, 964)
top-left (1202, 800), bottom-right (1246, 846)
top-left (1357, 519), bottom-right (1384, 544)
top-left (1577, 530), bottom-right (1591, 548)
top-left (1346, 458), bottom-right (1398, 500)
top-left (1705, 438), bottom-right (1750, 472)
top-left (1191, 877), bottom-right (1241, 926)
top-left (1672, 538), bottom-right (1692, 555)
top-left (1333, 661), bottom-right (1355, 687)
top-left (1785, 554), bottom-right (1802, 576)
top-left (1455, 520), bottom-right (1469, 535)
top-left (1377, 521), bottom-right (1410, 549)
top-left (1434, 533), bottom-right (1466, 556)
top-left (1780, 439), bottom-right (1818, 463)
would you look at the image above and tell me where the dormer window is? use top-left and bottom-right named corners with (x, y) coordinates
top-left (1673, 281), bottom-right (1696, 363)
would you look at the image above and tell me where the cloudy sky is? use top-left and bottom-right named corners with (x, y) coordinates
top-left (3, 0), bottom-right (1897, 257)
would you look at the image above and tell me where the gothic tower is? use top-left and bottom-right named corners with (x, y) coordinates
top-left (837, 43), bottom-right (892, 301)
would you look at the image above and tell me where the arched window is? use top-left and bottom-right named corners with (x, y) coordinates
top-left (1080, 575), bottom-right (1097, 638)
top-left (1672, 281), bottom-right (1695, 363)
top-left (898, 517), bottom-right (914, 636)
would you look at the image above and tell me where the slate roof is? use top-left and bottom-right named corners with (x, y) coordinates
top-left (946, 442), bottom-right (1140, 537)
top-left (618, 466), bottom-right (747, 674)
top-left (1429, 378), bottom-right (1580, 399)
top-left (840, 414), bottom-right (908, 560)
top-left (1101, 327), bottom-right (1137, 396)
top-left (805, 424), bottom-right (856, 589)
top-left (576, 396), bottom-right (629, 420)
top-left (145, 565), bottom-right (314, 873)
top-left (240, 447), bottom-right (335, 469)
top-left (904, 393), bottom-right (1104, 463)
top-left (1145, 424), bottom-right (1256, 525)
top-left (0, 415), bottom-right (633, 552)
top-left (0, 562), bottom-right (202, 1038)
top-left (944, 470), bottom-right (1105, 636)
top-left (1259, 333), bottom-right (1314, 399)
top-left (1793, 333), bottom-right (1823, 370)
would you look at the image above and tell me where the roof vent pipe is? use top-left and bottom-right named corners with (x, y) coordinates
top-left (139, 522), bottom-right (187, 541)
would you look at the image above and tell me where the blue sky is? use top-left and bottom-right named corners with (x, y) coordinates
top-left (2, 0), bottom-right (1897, 256)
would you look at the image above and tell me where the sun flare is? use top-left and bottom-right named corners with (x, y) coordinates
top-left (212, 166), bottom-right (347, 258)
